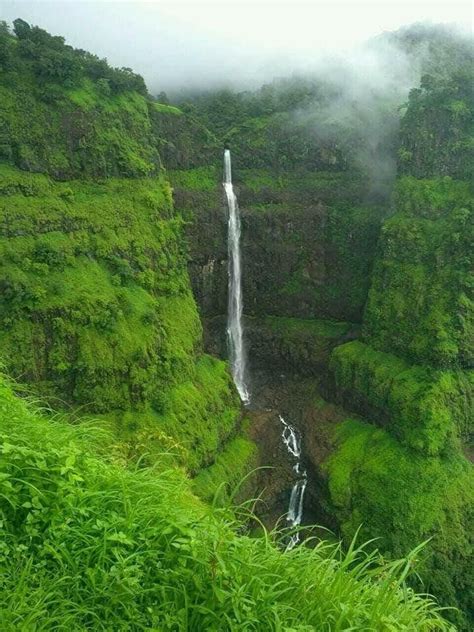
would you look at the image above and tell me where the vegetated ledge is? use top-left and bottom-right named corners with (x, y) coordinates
top-left (0, 165), bottom-right (243, 476)
top-left (321, 414), bottom-right (474, 630)
top-left (192, 418), bottom-right (258, 504)
top-left (329, 340), bottom-right (473, 456)
top-left (0, 373), bottom-right (455, 630)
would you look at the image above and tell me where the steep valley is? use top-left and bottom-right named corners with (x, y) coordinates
top-left (170, 57), bottom-right (473, 625)
top-left (0, 17), bottom-right (472, 631)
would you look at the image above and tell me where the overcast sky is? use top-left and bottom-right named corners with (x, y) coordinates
top-left (1, 1), bottom-right (472, 93)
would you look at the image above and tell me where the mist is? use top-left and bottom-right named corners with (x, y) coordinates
top-left (2, 1), bottom-right (470, 196)
top-left (0, 1), bottom-right (471, 94)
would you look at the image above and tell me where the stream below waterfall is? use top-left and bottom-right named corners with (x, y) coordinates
top-left (224, 150), bottom-right (309, 546)
top-left (279, 414), bottom-right (307, 549)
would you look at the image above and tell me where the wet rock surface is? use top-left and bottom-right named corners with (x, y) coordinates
top-left (246, 370), bottom-right (344, 537)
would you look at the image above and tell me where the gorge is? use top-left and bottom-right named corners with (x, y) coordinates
top-left (0, 15), bottom-right (472, 631)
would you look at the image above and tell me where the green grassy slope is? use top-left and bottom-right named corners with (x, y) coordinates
top-left (0, 376), bottom-right (454, 631)
top-left (324, 417), bottom-right (473, 627)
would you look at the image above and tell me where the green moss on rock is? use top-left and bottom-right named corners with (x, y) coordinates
top-left (330, 341), bottom-right (473, 454)
top-left (0, 166), bottom-right (241, 471)
top-left (193, 422), bottom-right (258, 503)
top-left (324, 417), bottom-right (474, 628)
top-left (363, 177), bottom-right (473, 367)
top-left (104, 354), bottom-right (240, 473)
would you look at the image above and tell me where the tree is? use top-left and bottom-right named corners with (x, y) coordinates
top-left (13, 18), bottom-right (31, 39)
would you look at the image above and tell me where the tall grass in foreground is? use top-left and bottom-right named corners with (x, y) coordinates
top-left (0, 377), bottom-right (455, 630)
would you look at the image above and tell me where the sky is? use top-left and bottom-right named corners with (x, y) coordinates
top-left (1, 0), bottom-right (472, 93)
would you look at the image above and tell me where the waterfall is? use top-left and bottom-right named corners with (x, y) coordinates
top-left (279, 415), bottom-right (307, 549)
top-left (224, 149), bottom-right (249, 404)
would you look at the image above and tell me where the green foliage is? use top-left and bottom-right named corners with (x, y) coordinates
top-left (0, 378), bottom-right (454, 630)
top-left (108, 355), bottom-right (240, 473)
top-left (178, 77), bottom-right (400, 192)
top-left (151, 102), bottom-right (183, 115)
top-left (150, 108), bottom-right (219, 170)
top-left (0, 168), bottom-right (190, 408)
top-left (364, 177), bottom-right (473, 367)
top-left (330, 341), bottom-right (473, 455)
top-left (0, 26), bottom-right (157, 177)
top-left (193, 424), bottom-right (258, 503)
top-left (169, 165), bottom-right (219, 192)
top-left (0, 167), bottom-right (242, 472)
top-left (9, 18), bottom-right (147, 94)
top-left (264, 316), bottom-right (351, 338)
top-left (399, 66), bottom-right (473, 179)
top-left (99, 354), bottom-right (240, 473)
top-left (324, 417), bottom-right (474, 628)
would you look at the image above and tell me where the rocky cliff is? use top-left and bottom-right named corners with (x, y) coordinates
top-left (170, 57), bottom-right (473, 627)
top-left (0, 20), bottom-right (249, 479)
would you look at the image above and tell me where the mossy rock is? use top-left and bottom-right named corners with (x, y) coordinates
top-left (330, 340), bottom-right (473, 455)
top-left (323, 417), bottom-right (474, 629)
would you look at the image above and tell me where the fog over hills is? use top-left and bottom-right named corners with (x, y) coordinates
top-left (1, 0), bottom-right (471, 93)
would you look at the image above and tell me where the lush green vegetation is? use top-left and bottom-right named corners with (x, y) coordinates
top-left (324, 417), bottom-right (473, 629)
top-left (364, 177), bottom-right (473, 367)
top-left (324, 51), bottom-right (473, 629)
top-left (102, 354), bottom-right (240, 474)
top-left (0, 16), bottom-right (472, 630)
top-left (0, 21), bottom-right (160, 178)
top-left (0, 160), bottom-right (243, 476)
top-left (169, 165), bottom-right (219, 192)
top-left (0, 377), bottom-right (455, 630)
top-left (0, 167), bottom-right (191, 407)
top-left (399, 70), bottom-right (473, 179)
top-left (193, 422), bottom-right (258, 503)
top-left (0, 21), bottom-right (244, 477)
top-left (331, 341), bottom-right (473, 454)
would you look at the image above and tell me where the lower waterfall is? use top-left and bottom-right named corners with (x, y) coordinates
top-left (280, 414), bottom-right (307, 549)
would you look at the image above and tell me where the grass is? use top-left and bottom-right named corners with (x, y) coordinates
top-left (168, 166), bottom-right (220, 192)
top-left (193, 422), bottom-right (258, 503)
top-left (0, 375), bottom-right (455, 631)
top-left (364, 177), bottom-right (473, 367)
top-left (105, 354), bottom-right (241, 473)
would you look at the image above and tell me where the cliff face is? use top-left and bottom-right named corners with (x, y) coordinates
top-left (323, 70), bottom-right (473, 626)
top-left (171, 62), bottom-right (473, 627)
top-left (0, 22), bottom-right (243, 475)
top-left (173, 166), bottom-right (382, 366)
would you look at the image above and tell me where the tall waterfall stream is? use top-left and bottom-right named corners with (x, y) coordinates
top-left (223, 149), bottom-right (249, 404)
top-left (224, 150), bottom-right (307, 545)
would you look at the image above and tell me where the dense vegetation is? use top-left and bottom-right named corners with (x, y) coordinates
top-left (323, 53), bottom-right (473, 629)
top-left (0, 17), bottom-right (472, 630)
top-left (0, 376), bottom-right (454, 630)
top-left (0, 20), bottom-right (245, 481)
top-left (0, 19), bottom-right (180, 178)
top-left (168, 24), bottom-right (473, 629)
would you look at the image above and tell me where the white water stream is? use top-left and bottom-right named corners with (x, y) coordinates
top-left (279, 414), bottom-right (307, 549)
top-left (224, 149), bottom-right (249, 404)
top-left (223, 150), bottom-right (306, 545)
